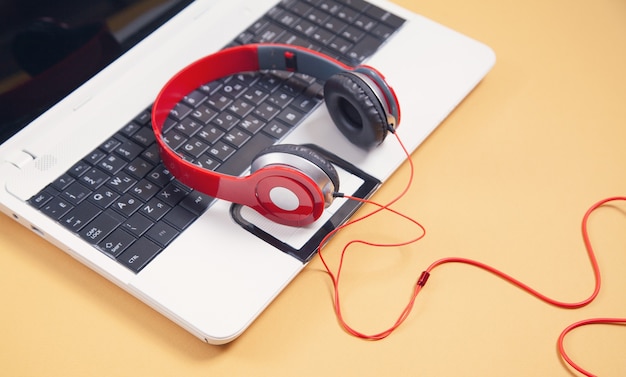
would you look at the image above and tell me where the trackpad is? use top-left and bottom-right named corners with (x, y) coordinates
top-left (230, 145), bottom-right (380, 263)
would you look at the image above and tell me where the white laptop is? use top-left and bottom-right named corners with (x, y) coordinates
top-left (0, 0), bottom-right (495, 344)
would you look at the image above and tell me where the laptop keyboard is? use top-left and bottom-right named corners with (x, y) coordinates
top-left (28, 0), bottom-right (406, 273)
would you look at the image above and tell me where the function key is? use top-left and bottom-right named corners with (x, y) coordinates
top-left (365, 6), bottom-right (406, 28)
top-left (134, 110), bottom-right (152, 126)
top-left (146, 221), bottom-right (179, 247)
top-left (120, 122), bottom-right (141, 137)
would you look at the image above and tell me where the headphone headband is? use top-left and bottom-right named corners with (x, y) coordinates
top-left (151, 43), bottom-right (399, 226)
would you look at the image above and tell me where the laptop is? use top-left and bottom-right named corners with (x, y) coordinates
top-left (0, 0), bottom-right (495, 344)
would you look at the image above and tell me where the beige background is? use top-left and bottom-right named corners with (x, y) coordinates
top-left (2, 0), bottom-right (625, 376)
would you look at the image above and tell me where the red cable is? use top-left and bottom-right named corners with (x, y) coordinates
top-left (318, 130), bottom-right (426, 340)
top-left (558, 318), bottom-right (626, 377)
top-left (316, 131), bottom-right (626, 374)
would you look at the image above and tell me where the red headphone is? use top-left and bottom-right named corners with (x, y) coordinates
top-left (152, 44), bottom-right (400, 227)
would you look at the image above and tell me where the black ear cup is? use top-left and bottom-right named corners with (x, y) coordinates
top-left (323, 71), bottom-right (390, 150)
top-left (250, 144), bottom-right (340, 206)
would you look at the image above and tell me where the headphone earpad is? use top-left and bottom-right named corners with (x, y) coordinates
top-left (251, 144), bottom-right (340, 194)
top-left (324, 72), bottom-right (389, 150)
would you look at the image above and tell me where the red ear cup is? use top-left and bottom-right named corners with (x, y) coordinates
top-left (323, 71), bottom-right (392, 150)
top-left (251, 144), bottom-right (339, 209)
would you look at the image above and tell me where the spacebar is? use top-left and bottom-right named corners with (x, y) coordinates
top-left (215, 133), bottom-right (277, 176)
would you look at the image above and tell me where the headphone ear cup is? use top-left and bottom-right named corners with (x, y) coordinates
top-left (323, 72), bottom-right (389, 150)
top-left (251, 144), bottom-right (340, 205)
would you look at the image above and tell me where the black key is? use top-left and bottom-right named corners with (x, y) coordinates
top-left (30, 189), bottom-right (55, 208)
top-left (263, 121), bottom-right (290, 139)
top-left (117, 237), bottom-right (161, 273)
top-left (336, 5), bottom-right (360, 23)
top-left (125, 157), bottom-right (154, 179)
top-left (115, 140), bottom-right (144, 161)
top-left (256, 74), bottom-right (284, 93)
top-left (198, 81), bottom-right (223, 95)
top-left (51, 174), bottom-right (74, 191)
top-left (78, 168), bottom-right (109, 190)
top-left (340, 25), bottom-right (364, 43)
top-left (141, 198), bottom-right (171, 221)
top-left (99, 228), bottom-right (136, 257)
top-left (129, 179), bottom-right (160, 201)
top-left (162, 129), bottom-right (187, 151)
top-left (328, 35), bottom-right (352, 55)
top-left (354, 14), bottom-right (376, 32)
top-left (206, 93), bottom-right (232, 111)
top-left (174, 117), bottom-right (203, 137)
top-left (141, 144), bottom-right (161, 165)
top-left (366, 6), bottom-right (406, 29)
top-left (163, 205), bottom-right (197, 231)
top-left (131, 127), bottom-right (156, 147)
top-left (120, 122), bottom-right (141, 137)
top-left (146, 165), bottom-right (174, 187)
top-left (221, 78), bottom-right (247, 99)
top-left (180, 191), bottom-right (214, 215)
top-left (180, 137), bottom-right (209, 159)
top-left (223, 128), bottom-right (251, 148)
top-left (41, 198), bottom-right (73, 220)
top-left (276, 107), bottom-right (305, 127)
top-left (305, 8), bottom-right (329, 25)
top-left (106, 171), bottom-right (137, 193)
top-left (282, 0), bottom-right (311, 18)
top-left (68, 161), bottom-right (91, 178)
top-left (79, 210), bottom-right (124, 244)
top-left (121, 212), bottom-right (154, 237)
top-left (311, 27), bottom-right (334, 45)
top-left (207, 141), bottom-right (236, 162)
top-left (242, 86), bottom-right (269, 106)
top-left (61, 181), bottom-right (91, 205)
top-left (60, 201), bottom-right (101, 232)
top-left (255, 23), bottom-right (286, 43)
top-left (194, 154), bottom-right (220, 171)
top-left (100, 137), bottom-right (122, 153)
top-left (85, 149), bottom-right (107, 165)
top-left (190, 104), bottom-right (218, 125)
top-left (88, 186), bottom-right (120, 209)
top-left (196, 125), bottom-right (224, 145)
top-left (228, 98), bottom-right (254, 118)
top-left (238, 115), bottom-right (265, 135)
top-left (211, 111), bottom-right (238, 131)
top-left (291, 94), bottom-right (321, 113)
top-left (169, 102), bottom-right (193, 120)
top-left (146, 221), bottom-right (179, 247)
top-left (134, 110), bottom-right (152, 126)
top-left (216, 132), bottom-right (275, 176)
top-left (182, 90), bottom-right (207, 108)
top-left (97, 154), bottom-right (127, 175)
top-left (157, 183), bottom-right (187, 207)
top-left (347, 34), bottom-right (381, 63)
top-left (111, 193), bottom-right (142, 217)
top-left (254, 102), bottom-right (281, 122)
top-left (267, 89), bottom-right (294, 109)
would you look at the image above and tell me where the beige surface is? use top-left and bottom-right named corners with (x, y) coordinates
top-left (2, 0), bottom-right (626, 376)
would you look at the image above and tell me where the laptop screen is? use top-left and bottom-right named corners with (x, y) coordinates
top-left (0, 0), bottom-right (193, 144)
